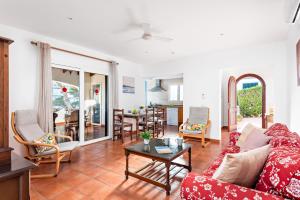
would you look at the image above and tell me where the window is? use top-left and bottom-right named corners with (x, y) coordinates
top-left (180, 85), bottom-right (183, 101)
top-left (170, 85), bottom-right (178, 101)
top-left (169, 85), bottom-right (183, 101)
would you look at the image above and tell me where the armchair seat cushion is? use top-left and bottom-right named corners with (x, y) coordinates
top-left (181, 130), bottom-right (202, 134)
top-left (37, 141), bottom-right (79, 156)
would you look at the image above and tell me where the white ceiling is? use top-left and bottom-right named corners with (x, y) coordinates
top-left (0, 0), bottom-right (289, 64)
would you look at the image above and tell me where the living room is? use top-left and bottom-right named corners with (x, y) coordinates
top-left (0, 1), bottom-right (299, 200)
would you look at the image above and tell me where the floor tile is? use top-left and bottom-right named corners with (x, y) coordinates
top-left (30, 126), bottom-right (229, 200)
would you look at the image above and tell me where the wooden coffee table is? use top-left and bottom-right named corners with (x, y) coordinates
top-left (124, 139), bottom-right (192, 195)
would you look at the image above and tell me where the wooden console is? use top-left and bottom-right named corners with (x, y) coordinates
top-left (0, 36), bottom-right (35, 200)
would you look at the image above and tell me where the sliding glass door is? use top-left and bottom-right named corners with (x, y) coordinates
top-left (52, 67), bottom-right (80, 141)
top-left (84, 72), bottom-right (108, 141)
top-left (52, 66), bottom-right (109, 144)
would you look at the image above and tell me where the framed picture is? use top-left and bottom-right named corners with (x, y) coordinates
top-left (297, 40), bottom-right (300, 86)
top-left (122, 76), bottom-right (135, 94)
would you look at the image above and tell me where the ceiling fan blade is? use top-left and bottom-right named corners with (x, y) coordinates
top-left (151, 35), bottom-right (173, 42)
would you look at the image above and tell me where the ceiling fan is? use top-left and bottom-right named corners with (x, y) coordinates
top-left (129, 23), bottom-right (173, 42)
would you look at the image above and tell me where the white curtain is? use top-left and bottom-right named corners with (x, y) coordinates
top-left (110, 61), bottom-right (119, 109)
top-left (37, 42), bottom-right (53, 133)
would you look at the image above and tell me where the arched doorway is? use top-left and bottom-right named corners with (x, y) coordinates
top-left (228, 74), bottom-right (266, 130)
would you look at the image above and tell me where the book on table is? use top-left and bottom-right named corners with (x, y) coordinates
top-left (155, 146), bottom-right (172, 154)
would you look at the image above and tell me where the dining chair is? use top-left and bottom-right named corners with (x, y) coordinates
top-left (155, 107), bottom-right (165, 136)
top-left (139, 107), bottom-right (156, 137)
top-left (113, 109), bottom-right (133, 143)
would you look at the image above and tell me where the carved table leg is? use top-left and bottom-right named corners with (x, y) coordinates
top-left (165, 162), bottom-right (171, 195)
top-left (188, 147), bottom-right (192, 172)
top-left (125, 150), bottom-right (129, 180)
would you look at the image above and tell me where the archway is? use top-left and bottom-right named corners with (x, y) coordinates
top-left (228, 73), bottom-right (266, 130)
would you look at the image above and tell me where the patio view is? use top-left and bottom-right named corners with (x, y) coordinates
top-left (236, 77), bottom-right (263, 129)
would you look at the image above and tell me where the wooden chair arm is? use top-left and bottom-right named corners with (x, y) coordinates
top-left (13, 136), bottom-right (60, 152)
top-left (206, 120), bottom-right (211, 128)
top-left (52, 134), bottom-right (73, 141)
top-left (179, 120), bottom-right (189, 131)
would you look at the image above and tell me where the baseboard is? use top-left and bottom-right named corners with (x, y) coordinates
top-left (206, 138), bottom-right (220, 144)
top-left (184, 137), bottom-right (220, 144)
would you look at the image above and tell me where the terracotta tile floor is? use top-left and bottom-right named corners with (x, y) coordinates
top-left (31, 126), bottom-right (229, 200)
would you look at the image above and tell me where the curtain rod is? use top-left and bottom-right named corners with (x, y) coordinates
top-left (31, 41), bottom-right (118, 65)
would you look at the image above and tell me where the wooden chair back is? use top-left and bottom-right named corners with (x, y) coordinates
top-left (155, 107), bottom-right (165, 122)
top-left (145, 107), bottom-right (155, 129)
top-left (113, 109), bottom-right (124, 127)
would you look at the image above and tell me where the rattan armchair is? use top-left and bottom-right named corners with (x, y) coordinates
top-left (178, 107), bottom-right (211, 147)
top-left (11, 110), bottom-right (79, 178)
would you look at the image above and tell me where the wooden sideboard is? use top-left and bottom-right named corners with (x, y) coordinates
top-left (0, 37), bottom-right (35, 200)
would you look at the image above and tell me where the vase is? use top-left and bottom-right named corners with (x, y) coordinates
top-left (144, 139), bottom-right (150, 145)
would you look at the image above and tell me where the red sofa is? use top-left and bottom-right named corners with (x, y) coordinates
top-left (181, 123), bottom-right (300, 200)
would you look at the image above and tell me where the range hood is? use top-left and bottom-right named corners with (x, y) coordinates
top-left (149, 80), bottom-right (166, 92)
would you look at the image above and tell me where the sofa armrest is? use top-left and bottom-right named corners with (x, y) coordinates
top-left (180, 173), bottom-right (283, 200)
top-left (229, 131), bottom-right (241, 146)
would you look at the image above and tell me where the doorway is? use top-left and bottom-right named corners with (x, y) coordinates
top-left (84, 72), bottom-right (108, 141)
top-left (52, 67), bottom-right (80, 141)
top-left (52, 65), bottom-right (110, 145)
top-left (228, 74), bottom-right (266, 131)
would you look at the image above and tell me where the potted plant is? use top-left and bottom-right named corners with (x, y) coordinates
top-left (140, 131), bottom-right (151, 145)
top-left (132, 108), bottom-right (138, 115)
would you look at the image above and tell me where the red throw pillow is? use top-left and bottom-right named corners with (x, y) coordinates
top-left (256, 146), bottom-right (300, 199)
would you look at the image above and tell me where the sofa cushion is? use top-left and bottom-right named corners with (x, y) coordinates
top-left (240, 130), bottom-right (272, 151)
top-left (236, 123), bottom-right (266, 147)
top-left (256, 146), bottom-right (300, 199)
top-left (181, 173), bottom-right (283, 200)
top-left (270, 135), bottom-right (300, 148)
top-left (212, 145), bottom-right (271, 188)
top-left (202, 145), bottom-right (240, 177)
top-left (264, 123), bottom-right (290, 137)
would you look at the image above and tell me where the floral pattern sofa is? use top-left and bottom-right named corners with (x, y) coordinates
top-left (180, 123), bottom-right (300, 200)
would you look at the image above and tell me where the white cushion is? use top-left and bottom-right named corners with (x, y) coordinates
top-left (15, 110), bottom-right (45, 141)
top-left (236, 123), bottom-right (266, 147)
top-left (181, 130), bottom-right (202, 134)
top-left (189, 107), bottom-right (209, 124)
top-left (37, 141), bottom-right (79, 156)
top-left (212, 144), bottom-right (271, 187)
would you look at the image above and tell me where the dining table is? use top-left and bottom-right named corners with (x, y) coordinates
top-left (123, 112), bottom-right (145, 135)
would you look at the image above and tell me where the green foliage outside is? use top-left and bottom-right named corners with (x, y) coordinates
top-left (237, 86), bottom-right (262, 117)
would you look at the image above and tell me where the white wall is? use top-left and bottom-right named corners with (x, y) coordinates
top-left (143, 41), bottom-right (288, 140)
top-left (147, 78), bottom-right (183, 105)
top-left (0, 23), bottom-right (145, 156)
top-left (287, 25), bottom-right (300, 134)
